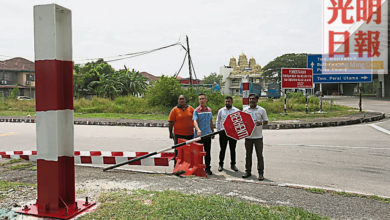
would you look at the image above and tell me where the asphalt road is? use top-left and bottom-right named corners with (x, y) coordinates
top-left (1, 97), bottom-right (389, 197)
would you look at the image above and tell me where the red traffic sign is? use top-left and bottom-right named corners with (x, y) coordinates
top-left (281, 68), bottom-right (313, 89)
top-left (223, 111), bottom-right (255, 140)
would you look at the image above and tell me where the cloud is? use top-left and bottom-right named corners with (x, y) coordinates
top-left (0, 0), bottom-right (322, 78)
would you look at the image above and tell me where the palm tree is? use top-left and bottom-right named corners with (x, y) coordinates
top-left (119, 68), bottom-right (148, 97)
top-left (88, 67), bottom-right (124, 99)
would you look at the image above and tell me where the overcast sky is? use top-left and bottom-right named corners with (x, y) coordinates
top-left (0, 0), bottom-right (322, 78)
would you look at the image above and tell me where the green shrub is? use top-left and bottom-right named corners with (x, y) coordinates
top-left (258, 100), bottom-right (283, 114)
top-left (9, 85), bottom-right (19, 99)
top-left (146, 76), bottom-right (183, 107)
top-left (309, 96), bottom-right (320, 105)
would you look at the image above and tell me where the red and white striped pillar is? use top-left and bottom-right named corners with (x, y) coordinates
top-left (17, 4), bottom-right (94, 219)
top-left (242, 76), bottom-right (249, 109)
top-left (34, 3), bottom-right (75, 213)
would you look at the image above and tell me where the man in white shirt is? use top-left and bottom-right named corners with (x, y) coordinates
top-left (242, 93), bottom-right (268, 181)
top-left (216, 96), bottom-right (240, 172)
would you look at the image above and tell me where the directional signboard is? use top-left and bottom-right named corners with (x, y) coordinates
top-left (307, 54), bottom-right (373, 83)
top-left (307, 54), bottom-right (322, 74)
top-left (223, 111), bottom-right (255, 140)
top-left (313, 73), bottom-right (372, 83)
top-left (281, 68), bottom-right (313, 89)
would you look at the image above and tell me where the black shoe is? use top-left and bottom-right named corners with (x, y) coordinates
top-left (258, 174), bottom-right (264, 181)
top-left (205, 169), bottom-right (213, 175)
top-left (242, 173), bottom-right (251, 178)
top-left (218, 165), bottom-right (223, 172)
top-left (231, 165), bottom-right (238, 172)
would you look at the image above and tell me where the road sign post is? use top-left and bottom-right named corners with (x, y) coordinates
top-left (281, 68), bottom-right (313, 115)
top-left (307, 54), bottom-right (373, 113)
top-left (283, 90), bottom-right (287, 115)
top-left (305, 89), bottom-right (308, 114)
top-left (307, 54), bottom-right (373, 83)
top-left (223, 111), bottom-right (255, 140)
top-left (242, 76), bottom-right (249, 110)
top-left (281, 68), bottom-right (313, 89)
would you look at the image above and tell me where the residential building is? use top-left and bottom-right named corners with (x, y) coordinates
top-left (0, 57), bottom-right (35, 98)
top-left (140, 71), bottom-right (159, 84)
top-left (220, 53), bottom-right (263, 95)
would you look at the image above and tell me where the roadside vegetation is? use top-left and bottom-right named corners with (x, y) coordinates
top-left (0, 180), bottom-right (35, 199)
top-left (79, 189), bottom-right (328, 220)
top-left (0, 90), bottom-right (355, 121)
top-left (0, 88), bottom-right (355, 121)
top-left (304, 187), bottom-right (390, 204)
top-left (0, 58), bottom-right (357, 121)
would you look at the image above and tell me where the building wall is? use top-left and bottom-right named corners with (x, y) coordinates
top-left (220, 66), bottom-right (233, 95)
top-left (384, 74), bottom-right (390, 97)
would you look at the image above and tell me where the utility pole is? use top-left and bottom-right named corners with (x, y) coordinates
top-left (186, 35), bottom-right (193, 87)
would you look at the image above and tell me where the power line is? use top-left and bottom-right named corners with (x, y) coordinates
top-left (174, 52), bottom-right (188, 78)
top-left (75, 42), bottom-right (183, 64)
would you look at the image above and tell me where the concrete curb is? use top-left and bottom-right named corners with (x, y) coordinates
top-left (0, 112), bottom-right (385, 129)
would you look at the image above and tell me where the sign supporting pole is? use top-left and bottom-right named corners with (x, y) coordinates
top-left (305, 89), bottom-right (308, 114)
top-left (284, 89), bottom-right (287, 114)
top-left (242, 76), bottom-right (249, 110)
top-left (359, 83), bottom-right (362, 112)
top-left (17, 4), bottom-right (95, 219)
top-left (280, 68), bottom-right (313, 115)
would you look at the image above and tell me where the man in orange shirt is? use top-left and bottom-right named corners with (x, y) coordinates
top-left (168, 95), bottom-right (194, 164)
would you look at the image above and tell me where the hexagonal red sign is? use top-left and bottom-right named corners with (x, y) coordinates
top-left (223, 111), bottom-right (255, 140)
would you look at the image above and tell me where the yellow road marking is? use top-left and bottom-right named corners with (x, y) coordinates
top-left (0, 132), bottom-right (16, 137)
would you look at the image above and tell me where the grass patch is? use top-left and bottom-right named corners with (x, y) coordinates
top-left (268, 110), bottom-right (356, 121)
top-left (29, 165), bottom-right (37, 171)
top-left (0, 111), bottom-right (35, 117)
top-left (76, 189), bottom-right (88, 194)
top-left (367, 195), bottom-right (390, 204)
top-left (0, 180), bottom-right (36, 199)
top-left (332, 191), bottom-right (390, 204)
top-left (305, 188), bottom-right (327, 194)
top-left (74, 112), bottom-right (168, 121)
top-left (0, 159), bottom-right (23, 166)
top-left (0, 94), bottom-right (357, 122)
top-left (9, 163), bottom-right (33, 170)
top-left (79, 190), bottom-right (328, 219)
top-left (304, 189), bottom-right (390, 204)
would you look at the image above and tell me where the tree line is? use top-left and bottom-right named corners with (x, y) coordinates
top-left (73, 59), bottom-right (148, 99)
top-left (73, 53), bottom-right (308, 100)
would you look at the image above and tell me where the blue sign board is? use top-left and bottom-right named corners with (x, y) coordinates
top-left (313, 74), bottom-right (372, 83)
top-left (307, 54), bottom-right (323, 74)
top-left (307, 54), bottom-right (373, 83)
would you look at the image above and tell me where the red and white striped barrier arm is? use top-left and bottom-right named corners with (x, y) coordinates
top-left (0, 151), bottom-right (175, 166)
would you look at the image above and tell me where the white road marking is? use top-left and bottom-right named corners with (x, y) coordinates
top-left (267, 144), bottom-right (390, 150)
top-left (0, 132), bottom-right (16, 137)
top-left (369, 124), bottom-right (390, 136)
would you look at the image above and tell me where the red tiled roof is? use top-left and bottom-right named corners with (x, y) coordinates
top-left (140, 72), bottom-right (159, 81)
top-left (0, 57), bottom-right (34, 71)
